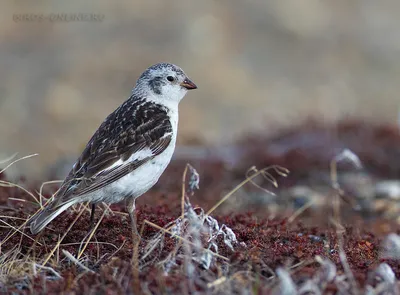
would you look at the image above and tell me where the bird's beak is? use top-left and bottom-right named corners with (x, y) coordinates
top-left (180, 78), bottom-right (197, 90)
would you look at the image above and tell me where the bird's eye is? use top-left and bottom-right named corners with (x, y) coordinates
top-left (167, 76), bottom-right (175, 82)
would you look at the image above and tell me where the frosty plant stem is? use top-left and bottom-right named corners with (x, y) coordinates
top-left (329, 148), bottom-right (363, 295)
top-left (143, 219), bottom-right (229, 261)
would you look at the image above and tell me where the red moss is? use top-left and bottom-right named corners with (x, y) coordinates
top-left (1, 120), bottom-right (400, 293)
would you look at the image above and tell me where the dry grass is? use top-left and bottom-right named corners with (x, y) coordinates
top-left (0, 127), bottom-right (400, 294)
top-left (0, 152), bottom-right (294, 293)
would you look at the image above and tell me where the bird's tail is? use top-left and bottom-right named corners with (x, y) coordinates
top-left (29, 200), bottom-right (77, 234)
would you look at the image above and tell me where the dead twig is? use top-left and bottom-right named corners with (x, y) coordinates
top-left (0, 153), bottom-right (38, 175)
top-left (62, 249), bottom-right (94, 273)
top-left (207, 165), bottom-right (289, 216)
top-left (42, 208), bottom-right (85, 266)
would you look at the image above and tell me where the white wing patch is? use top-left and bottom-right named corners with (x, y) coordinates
top-left (94, 147), bottom-right (155, 176)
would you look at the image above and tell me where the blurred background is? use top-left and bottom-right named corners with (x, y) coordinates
top-left (1, 0), bottom-right (400, 179)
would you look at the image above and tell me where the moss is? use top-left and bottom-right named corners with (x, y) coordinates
top-left (1, 120), bottom-right (400, 294)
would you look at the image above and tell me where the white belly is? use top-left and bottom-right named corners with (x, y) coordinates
top-left (83, 141), bottom-right (175, 204)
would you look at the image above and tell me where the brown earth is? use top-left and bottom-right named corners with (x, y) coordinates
top-left (0, 121), bottom-right (400, 294)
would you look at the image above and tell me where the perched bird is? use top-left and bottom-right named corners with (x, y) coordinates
top-left (29, 63), bottom-right (197, 235)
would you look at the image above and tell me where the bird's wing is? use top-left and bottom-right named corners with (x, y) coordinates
top-left (51, 98), bottom-right (172, 207)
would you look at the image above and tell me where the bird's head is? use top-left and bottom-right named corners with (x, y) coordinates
top-left (135, 63), bottom-right (197, 103)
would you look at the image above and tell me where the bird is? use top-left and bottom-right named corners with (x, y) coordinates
top-left (29, 62), bottom-right (197, 236)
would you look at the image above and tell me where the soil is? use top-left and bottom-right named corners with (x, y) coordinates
top-left (0, 120), bottom-right (399, 294)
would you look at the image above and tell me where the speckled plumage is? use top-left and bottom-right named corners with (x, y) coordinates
top-left (29, 63), bottom-right (197, 234)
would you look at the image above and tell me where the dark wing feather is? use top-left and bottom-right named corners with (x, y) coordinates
top-left (52, 98), bottom-right (172, 207)
top-left (72, 135), bottom-right (171, 196)
top-left (72, 158), bottom-right (149, 196)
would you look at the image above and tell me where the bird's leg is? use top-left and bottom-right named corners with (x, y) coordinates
top-left (79, 203), bottom-right (97, 254)
top-left (88, 203), bottom-right (96, 231)
top-left (126, 198), bottom-right (140, 240)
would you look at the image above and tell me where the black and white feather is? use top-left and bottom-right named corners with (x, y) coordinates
top-left (29, 63), bottom-right (197, 234)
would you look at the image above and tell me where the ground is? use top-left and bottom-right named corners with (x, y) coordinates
top-left (0, 121), bottom-right (400, 294)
